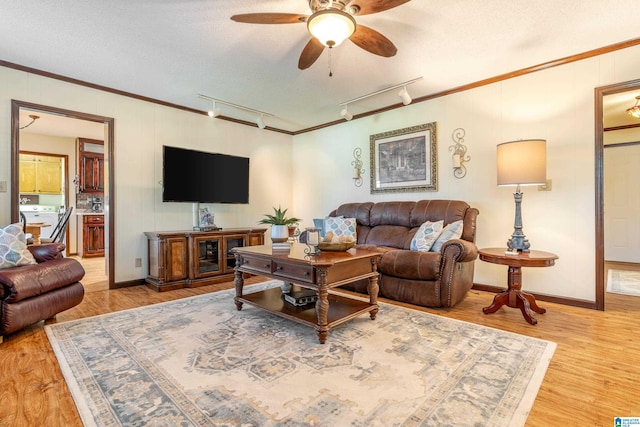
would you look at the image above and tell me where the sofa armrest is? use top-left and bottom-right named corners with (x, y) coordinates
top-left (0, 258), bottom-right (85, 303)
top-left (440, 239), bottom-right (477, 263)
top-left (27, 243), bottom-right (66, 263)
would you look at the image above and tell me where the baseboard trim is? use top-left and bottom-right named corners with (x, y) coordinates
top-left (113, 278), bottom-right (146, 289)
top-left (472, 283), bottom-right (598, 310)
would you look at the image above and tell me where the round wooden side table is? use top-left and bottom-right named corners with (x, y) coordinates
top-left (478, 248), bottom-right (558, 325)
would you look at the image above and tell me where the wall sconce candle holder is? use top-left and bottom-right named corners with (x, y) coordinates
top-left (351, 147), bottom-right (365, 187)
top-left (449, 128), bottom-right (470, 179)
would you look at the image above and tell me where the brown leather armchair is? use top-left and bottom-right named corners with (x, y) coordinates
top-left (0, 243), bottom-right (85, 343)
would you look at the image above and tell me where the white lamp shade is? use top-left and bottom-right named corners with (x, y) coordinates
top-left (497, 139), bottom-right (547, 186)
top-left (340, 107), bottom-right (353, 121)
top-left (307, 9), bottom-right (356, 47)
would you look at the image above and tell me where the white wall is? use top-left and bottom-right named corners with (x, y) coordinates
top-left (0, 67), bottom-right (293, 283)
top-left (291, 44), bottom-right (640, 302)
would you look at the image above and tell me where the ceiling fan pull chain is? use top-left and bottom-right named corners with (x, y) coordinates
top-left (328, 47), bottom-right (333, 77)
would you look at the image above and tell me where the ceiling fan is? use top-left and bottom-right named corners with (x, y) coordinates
top-left (231, 0), bottom-right (411, 70)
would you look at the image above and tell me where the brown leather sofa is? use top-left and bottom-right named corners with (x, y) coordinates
top-left (328, 200), bottom-right (479, 308)
top-left (0, 243), bottom-right (85, 342)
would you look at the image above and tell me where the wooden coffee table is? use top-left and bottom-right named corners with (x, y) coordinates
top-left (233, 243), bottom-right (381, 344)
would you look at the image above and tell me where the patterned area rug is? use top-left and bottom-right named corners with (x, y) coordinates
top-left (607, 269), bottom-right (640, 296)
top-left (46, 281), bottom-right (556, 427)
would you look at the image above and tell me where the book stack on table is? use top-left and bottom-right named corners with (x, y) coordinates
top-left (283, 289), bottom-right (318, 306)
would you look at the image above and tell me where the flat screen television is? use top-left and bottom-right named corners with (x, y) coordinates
top-left (162, 145), bottom-right (250, 204)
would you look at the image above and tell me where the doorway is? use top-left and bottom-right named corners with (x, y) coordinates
top-left (10, 100), bottom-right (115, 290)
top-left (595, 80), bottom-right (640, 310)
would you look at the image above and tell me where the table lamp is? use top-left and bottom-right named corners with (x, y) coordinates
top-left (496, 139), bottom-right (547, 252)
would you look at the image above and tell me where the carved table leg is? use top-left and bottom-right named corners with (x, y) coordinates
top-left (367, 259), bottom-right (380, 320)
top-left (234, 254), bottom-right (244, 311)
top-left (520, 292), bottom-right (546, 314)
top-left (315, 268), bottom-right (329, 344)
top-left (482, 291), bottom-right (509, 314)
top-left (482, 265), bottom-right (545, 325)
top-left (515, 293), bottom-right (537, 325)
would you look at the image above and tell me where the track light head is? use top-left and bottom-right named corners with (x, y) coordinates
top-left (399, 87), bottom-right (412, 105)
top-left (207, 101), bottom-right (221, 118)
top-left (340, 106), bottom-right (353, 121)
top-left (256, 115), bottom-right (266, 129)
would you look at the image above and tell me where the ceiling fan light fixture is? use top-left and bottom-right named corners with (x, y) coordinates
top-left (626, 95), bottom-right (640, 119)
top-left (307, 9), bottom-right (356, 47)
top-left (399, 86), bottom-right (412, 105)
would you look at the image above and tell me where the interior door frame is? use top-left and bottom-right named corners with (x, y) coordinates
top-left (10, 100), bottom-right (115, 289)
top-left (594, 78), bottom-right (640, 310)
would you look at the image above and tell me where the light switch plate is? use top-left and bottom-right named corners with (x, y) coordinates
top-left (0, 181), bottom-right (7, 192)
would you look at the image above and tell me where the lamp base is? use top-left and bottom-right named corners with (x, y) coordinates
top-left (506, 235), bottom-right (531, 253)
top-left (507, 186), bottom-right (531, 252)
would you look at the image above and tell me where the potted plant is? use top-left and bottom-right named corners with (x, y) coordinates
top-left (259, 206), bottom-right (301, 243)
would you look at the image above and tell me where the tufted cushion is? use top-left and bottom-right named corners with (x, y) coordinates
top-left (410, 220), bottom-right (444, 252)
top-left (430, 220), bottom-right (464, 252)
top-left (0, 224), bottom-right (36, 269)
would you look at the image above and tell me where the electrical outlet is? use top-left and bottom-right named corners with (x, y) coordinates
top-left (538, 179), bottom-right (552, 191)
top-left (0, 181), bottom-right (6, 192)
top-left (135, 258), bottom-right (142, 268)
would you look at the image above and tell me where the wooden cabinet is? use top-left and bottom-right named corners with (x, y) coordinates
top-left (19, 154), bottom-right (63, 194)
top-left (144, 228), bottom-right (266, 291)
top-left (82, 214), bottom-right (105, 257)
top-left (77, 138), bottom-right (105, 193)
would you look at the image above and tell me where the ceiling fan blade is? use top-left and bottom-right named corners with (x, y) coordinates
top-left (231, 13), bottom-right (307, 24)
top-left (348, 0), bottom-right (411, 16)
top-left (349, 25), bottom-right (397, 57)
top-left (298, 38), bottom-right (325, 69)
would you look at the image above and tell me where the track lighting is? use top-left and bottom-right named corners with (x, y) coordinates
top-left (398, 86), bottom-right (412, 105)
top-left (338, 77), bottom-right (422, 122)
top-left (198, 94), bottom-right (273, 129)
top-left (340, 106), bottom-right (353, 121)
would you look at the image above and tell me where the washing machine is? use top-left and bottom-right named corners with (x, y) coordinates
top-left (19, 205), bottom-right (60, 239)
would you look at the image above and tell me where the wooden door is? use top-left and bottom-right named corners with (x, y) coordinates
top-left (166, 237), bottom-right (188, 282)
top-left (604, 144), bottom-right (640, 263)
top-left (19, 160), bottom-right (37, 193)
top-left (37, 157), bottom-right (62, 194)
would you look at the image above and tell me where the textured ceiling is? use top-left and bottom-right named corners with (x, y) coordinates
top-left (3, 0), bottom-right (640, 133)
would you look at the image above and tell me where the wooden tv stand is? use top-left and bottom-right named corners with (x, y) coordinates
top-left (144, 228), bottom-right (266, 291)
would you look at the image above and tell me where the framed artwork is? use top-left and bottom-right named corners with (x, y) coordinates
top-left (369, 122), bottom-right (438, 194)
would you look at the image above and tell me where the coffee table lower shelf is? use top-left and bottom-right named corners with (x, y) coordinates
top-left (236, 287), bottom-right (376, 340)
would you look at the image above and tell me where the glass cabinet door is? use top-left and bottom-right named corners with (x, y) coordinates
top-left (224, 235), bottom-right (246, 272)
top-left (194, 236), bottom-right (222, 277)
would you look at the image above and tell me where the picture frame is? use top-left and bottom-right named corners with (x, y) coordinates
top-left (369, 122), bottom-right (438, 194)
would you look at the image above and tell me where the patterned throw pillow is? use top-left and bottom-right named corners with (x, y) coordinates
top-left (0, 223), bottom-right (37, 269)
top-left (430, 220), bottom-right (464, 252)
top-left (323, 217), bottom-right (357, 243)
top-left (410, 220), bottom-right (444, 252)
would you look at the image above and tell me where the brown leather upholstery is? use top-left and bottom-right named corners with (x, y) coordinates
top-left (330, 200), bottom-right (479, 308)
top-left (0, 243), bottom-right (85, 341)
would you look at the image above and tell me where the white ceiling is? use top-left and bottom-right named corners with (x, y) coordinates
top-left (3, 0), bottom-right (640, 133)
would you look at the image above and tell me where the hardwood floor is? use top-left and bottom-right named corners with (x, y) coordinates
top-left (1, 274), bottom-right (639, 426)
top-left (70, 255), bottom-right (108, 292)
